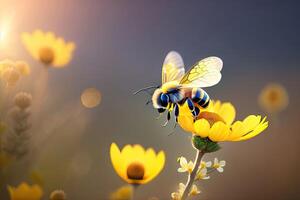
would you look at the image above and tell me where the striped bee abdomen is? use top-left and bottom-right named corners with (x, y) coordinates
top-left (191, 88), bottom-right (210, 108)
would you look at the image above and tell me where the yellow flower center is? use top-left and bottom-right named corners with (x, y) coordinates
top-left (213, 163), bottom-right (220, 168)
top-left (39, 47), bottom-right (54, 65)
top-left (126, 162), bottom-right (145, 180)
top-left (267, 89), bottom-right (280, 104)
top-left (197, 111), bottom-right (225, 126)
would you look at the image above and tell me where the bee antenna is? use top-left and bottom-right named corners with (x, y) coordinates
top-left (133, 86), bottom-right (159, 95)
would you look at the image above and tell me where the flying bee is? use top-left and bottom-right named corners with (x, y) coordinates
top-left (134, 51), bottom-right (223, 126)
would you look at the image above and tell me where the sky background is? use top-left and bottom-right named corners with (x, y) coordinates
top-left (0, 0), bottom-right (299, 199)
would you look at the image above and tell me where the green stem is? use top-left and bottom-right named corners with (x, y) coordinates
top-left (131, 184), bottom-right (139, 200)
top-left (181, 150), bottom-right (205, 200)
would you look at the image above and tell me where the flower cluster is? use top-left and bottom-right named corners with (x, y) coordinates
top-left (3, 92), bottom-right (33, 158)
top-left (171, 157), bottom-right (226, 199)
top-left (0, 29), bottom-right (76, 199)
top-left (0, 59), bottom-right (30, 86)
top-left (6, 182), bottom-right (68, 200)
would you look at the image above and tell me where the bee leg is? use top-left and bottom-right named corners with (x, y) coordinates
top-left (174, 103), bottom-right (179, 123)
top-left (145, 99), bottom-right (152, 105)
top-left (156, 113), bottom-right (163, 120)
top-left (168, 123), bottom-right (177, 136)
top-left (162, 111), bottom-right (171, 127)
top-left (193, 107), bottom-right (200, 122)
top-left (187, 98), bottom-right (195, 111)
top-left (186, 98), bottom-right (196, 116)
top-left (156, 108), bottom-right (165, 119)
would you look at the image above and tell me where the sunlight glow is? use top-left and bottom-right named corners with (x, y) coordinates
top-left (0, 13), bottom-right (14, 46)
top-left (0, 29), bottom-right (6, 42)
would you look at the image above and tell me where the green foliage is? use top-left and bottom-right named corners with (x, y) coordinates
top-left (192, 135), bottom-right (221, 153)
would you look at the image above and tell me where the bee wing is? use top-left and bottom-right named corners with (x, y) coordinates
top-left (162, 51), bottom-right (185, 84)
top-left (179, 56), bottom-right (223, 88)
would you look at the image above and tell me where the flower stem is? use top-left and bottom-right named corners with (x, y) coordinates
top-left (131, 184), bottom-right (139, 200)
top-left (181, 149), bottom-right (205, 200)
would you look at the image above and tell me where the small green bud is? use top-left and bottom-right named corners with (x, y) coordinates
top-left (192, 135), bottom-right (221, 153)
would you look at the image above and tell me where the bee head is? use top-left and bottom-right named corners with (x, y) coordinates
top-left (152, 88), bottom-right (170, 109)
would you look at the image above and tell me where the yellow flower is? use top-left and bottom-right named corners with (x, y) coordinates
top-left (110, 143), bottom-right (165, 184)
top-left (2, 66), bottom-right (20, 86)
top-left (8, 182), bottom-right (43, 200)
top-left (200, 161), bottom-right (212, 169)
top-left (109, 185), bottom-right (133, 200)
top-left (0, 59), bottom-right (14, 75)
top-left (171, 183), bottom-right (185, 200)
top-left (178, 100), bottom-right (268, 142)
top-left (0, 59), bottom-right (30, 86)
top-left (189, 184), bottom-right (201, 196)
top-left (259, 83), bottom-right (289, 113)
top-left (21, 30), bottom-right (75, 67)
top-left (171, 183), bottom-right (200, 200)
top-left (15, 61), bottom-right (31, 76)
top-left (213, 158), bottom-right (226, 173)
top-left (177, 157), bottom-right (194, 173)
top-left (196, 168), bottom-right (210, 180)
top-left (50, 190), bottom-right (66, 200)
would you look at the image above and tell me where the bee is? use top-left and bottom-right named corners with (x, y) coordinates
top-left (134, 51), bottom-right (223, 126)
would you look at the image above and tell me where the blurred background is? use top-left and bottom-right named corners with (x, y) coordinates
top-left (0, 0), bottom-right (299, 199)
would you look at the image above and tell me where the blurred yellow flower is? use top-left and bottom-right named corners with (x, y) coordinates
top-left (14, 92), bottom-right (33, 110)
top-left (259, 83), bottom-right (289, 113)
top-left (171, 183), bottom-right (200, 200)
top-left (110, 143), bottom-right (165, 185)
top-left (15, 61), bottom-right (31, 76)
top-left (171, 183), bottom-right (185, 200)
top-left (0, 59), bottom-right (30, 86)
top-left (2, 67), bottom-right (20, 86)
top-left (189, 184), bottom-right (201, 196)
top-left (8, 182), bottom-right (43, 200)
top-left (0, 59), bottom-right (14, 75)
top-left (50, 190), bottom-right (66, 200)
top-left (21, 30), bottom-right (75, 67)
top-left (177, 157), bottom-right (194, 173)
top-left (109, 185), bottom-right (133, 200)
top-left (178, 100), bottom-right (268, 142)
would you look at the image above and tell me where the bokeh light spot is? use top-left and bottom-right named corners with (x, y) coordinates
top-left (81, 88), bottom-right (101, 108)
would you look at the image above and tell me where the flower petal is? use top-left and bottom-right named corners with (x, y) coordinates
top-left (194, 119), bottom-right (210, 138)
top-left (208, 122), bottom-right (230, 142)
top-left (227, 121), bottom-right (246, 141)
top-left (142, 151), bottom-right (165, 184)
top-left (243, 115), bottom-right (261, 133)
top-left (217, 102), bottom-right (236, 125)
top-left (234, 117), bottom-right (268, 141)
top-left (110, 143), bottom-right (128, 182)
top-left (178, 103), bottom-right (195, 133)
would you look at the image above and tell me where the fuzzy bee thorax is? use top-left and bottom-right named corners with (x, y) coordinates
top-left (161, 81), bottom-right (180, 93)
